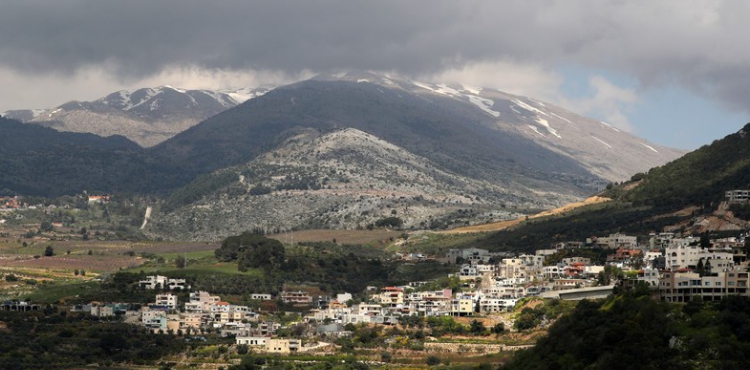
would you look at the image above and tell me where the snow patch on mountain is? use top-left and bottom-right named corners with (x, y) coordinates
top-left (130, 88), bottom-right (159, 110)
top-left (600, 121), bottom-right (621, 133)
top-left (591, 136), bottom-right (612, 149)
top-left (641, 143), bottom-right (659, 153)
top-left (512, 99), bottom-right (549, 117)
top-left (534, 117), bottom-right (561, 139)
top-left (528, 125), bottom-right (545, 137)
top-left (461, 84), bottom-right (482, 95)
top-left (412, 81), bottom-right (500, 117)
top-left (468, 96), bottom-right (500, 117)
top-left (551, 112), bottom-right (572, 124)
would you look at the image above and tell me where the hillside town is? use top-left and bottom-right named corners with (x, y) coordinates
top-left (5, 223), bottom-right (748, 355)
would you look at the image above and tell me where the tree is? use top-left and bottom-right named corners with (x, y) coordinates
top-left (175, 255), bottom-right (186, 269)
top-left (470, 319), bottom-right (487, 335)
top-left (491, 322), bottom-right (505, 335)
top-left (74, 269), bottom-right (79, 276)
top-left (215, 232), bottom-right (285, 271)
top-left (696, 258), bottom-right (705, 276)
top-left (700, 232), bottom-right (711, 249)
top-left (44, 245), bottom-right (54, 257)
top-left (40, 221), bottom-right (54, 232)
top-left (426, 356), bottom-right (441, 366)
top-left (80, 269), bottom-right (86, 276)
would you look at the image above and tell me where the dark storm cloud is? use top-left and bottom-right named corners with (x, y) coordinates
top-left (1, 1), bottom-right (750, 114)
top-left (0, 0), bottom-right (492, 77)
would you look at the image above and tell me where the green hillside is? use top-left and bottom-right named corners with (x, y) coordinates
top-left (0, 116), bottom-right (191, 196)
top-left (504, 290), bottom-right (750, 370)
top-left (469, 123), bottom-right (750, 252)
top-left (621, 122), bottom-right (750, 209)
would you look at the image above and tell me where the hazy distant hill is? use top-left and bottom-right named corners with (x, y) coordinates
top-left (3, 85), bottom-right (271, 147)
top-left (0, 116), bottom-right (190, 196)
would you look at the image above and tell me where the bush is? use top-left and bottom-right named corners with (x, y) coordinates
top-left (426, 356), bottom-right (441, 366)
top-left (374, 217), bottom-right (403, 229)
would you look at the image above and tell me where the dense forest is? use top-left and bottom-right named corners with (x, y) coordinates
top-left (0, 309), bottom-right (185, 369)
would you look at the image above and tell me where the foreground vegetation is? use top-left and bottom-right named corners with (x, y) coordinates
top-left (0, 310), bottom-right (186, 369)
top-left (506, 287), bottom-right (750, 370)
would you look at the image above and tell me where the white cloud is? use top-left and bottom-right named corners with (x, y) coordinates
top-left (562, 76), bottom-right (639, 132)
top-left (425, 60), bottom-right (564, 102)
top-left (0, 65), bottom-right (309, 111)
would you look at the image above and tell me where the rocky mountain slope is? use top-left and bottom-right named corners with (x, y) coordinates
top-left (151, 127), bottom-right (534, 240)
top-left (2, 85), bottom-right (271, 147)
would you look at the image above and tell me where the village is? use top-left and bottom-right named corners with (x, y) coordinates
top-left (1, 226), bottom-right (745, 356)
top-left (3, 191), bottom-right (750, 361)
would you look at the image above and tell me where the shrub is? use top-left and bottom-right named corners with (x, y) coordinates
top-left (426, 356), bottom-right (441, 366)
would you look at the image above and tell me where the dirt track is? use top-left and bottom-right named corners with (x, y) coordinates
top-left (441, 196), bottom-right (611, 234)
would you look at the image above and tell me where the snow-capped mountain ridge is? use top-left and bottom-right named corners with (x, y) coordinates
top-left (2, 85), bottom-right (274, 147)
top-left (306, 70), bottom-right (685, 182)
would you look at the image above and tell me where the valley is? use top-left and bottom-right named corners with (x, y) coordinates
top-left (1, 72), bottom-right (739, 370)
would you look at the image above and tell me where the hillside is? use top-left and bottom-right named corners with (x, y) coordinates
top-left (504, 291), bottom-right (750, 370)
top-left (0, 116), bottom-right (190, 196)
top-left (149, 127), bottom-right (535, 240)
top-left (151, 79), bottom-right (604, 195)
top-left (467, 122), bottom-right (750, 253)
top-left (1, 74), bottom-right (684, 236)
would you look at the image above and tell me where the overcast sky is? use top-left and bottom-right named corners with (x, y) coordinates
top-left (0, 0), bottom-right (747, 149)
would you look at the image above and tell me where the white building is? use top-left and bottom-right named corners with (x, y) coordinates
top-left (155, 293), bottom-right (178, 309)
top-left (139, 275), bottom-right (189, 290)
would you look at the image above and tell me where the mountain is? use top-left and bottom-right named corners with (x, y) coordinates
top-left (152, 127), bottom-right (536, 240)
top-left (314, 71), bottom-right (685, 182)
top-left (2, 85), bottom-right (272, 147)
top-left (0, 72), bottom-right (686, 238)
top-left (145, 72), bottom-right (684, 240)
top-left (0, 116), bottom-right (190, 196)
top-left (153, 72), bottom-right (683, 183)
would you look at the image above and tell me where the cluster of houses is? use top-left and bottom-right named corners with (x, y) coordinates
top-left (636, 233), bottom-right (750, 303)
top-left (0, 196), bottom-right (24, 211)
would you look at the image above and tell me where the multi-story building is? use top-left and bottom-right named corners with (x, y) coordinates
top-left (726, 190), bottom-right (750, 203)
top-left (659, 270), bottom-right (749, 302)
top-left (479, 298), bottom-right (517, 313)
top-left (280, 291), bottom-right (313, 305)
top-left (154, 293), bottom-right (178, 309)
top-left (185, 291), bottom-right (220, 312)
top-left (665, 238), bottom-right (733, 271)
top-left (139, 275), bottom-right (189, 290)
top-left (373, 287), bottom-right (404, 306)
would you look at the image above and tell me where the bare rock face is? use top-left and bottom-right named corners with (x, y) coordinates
top-left (150, 128), bottom-right (540, 241)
